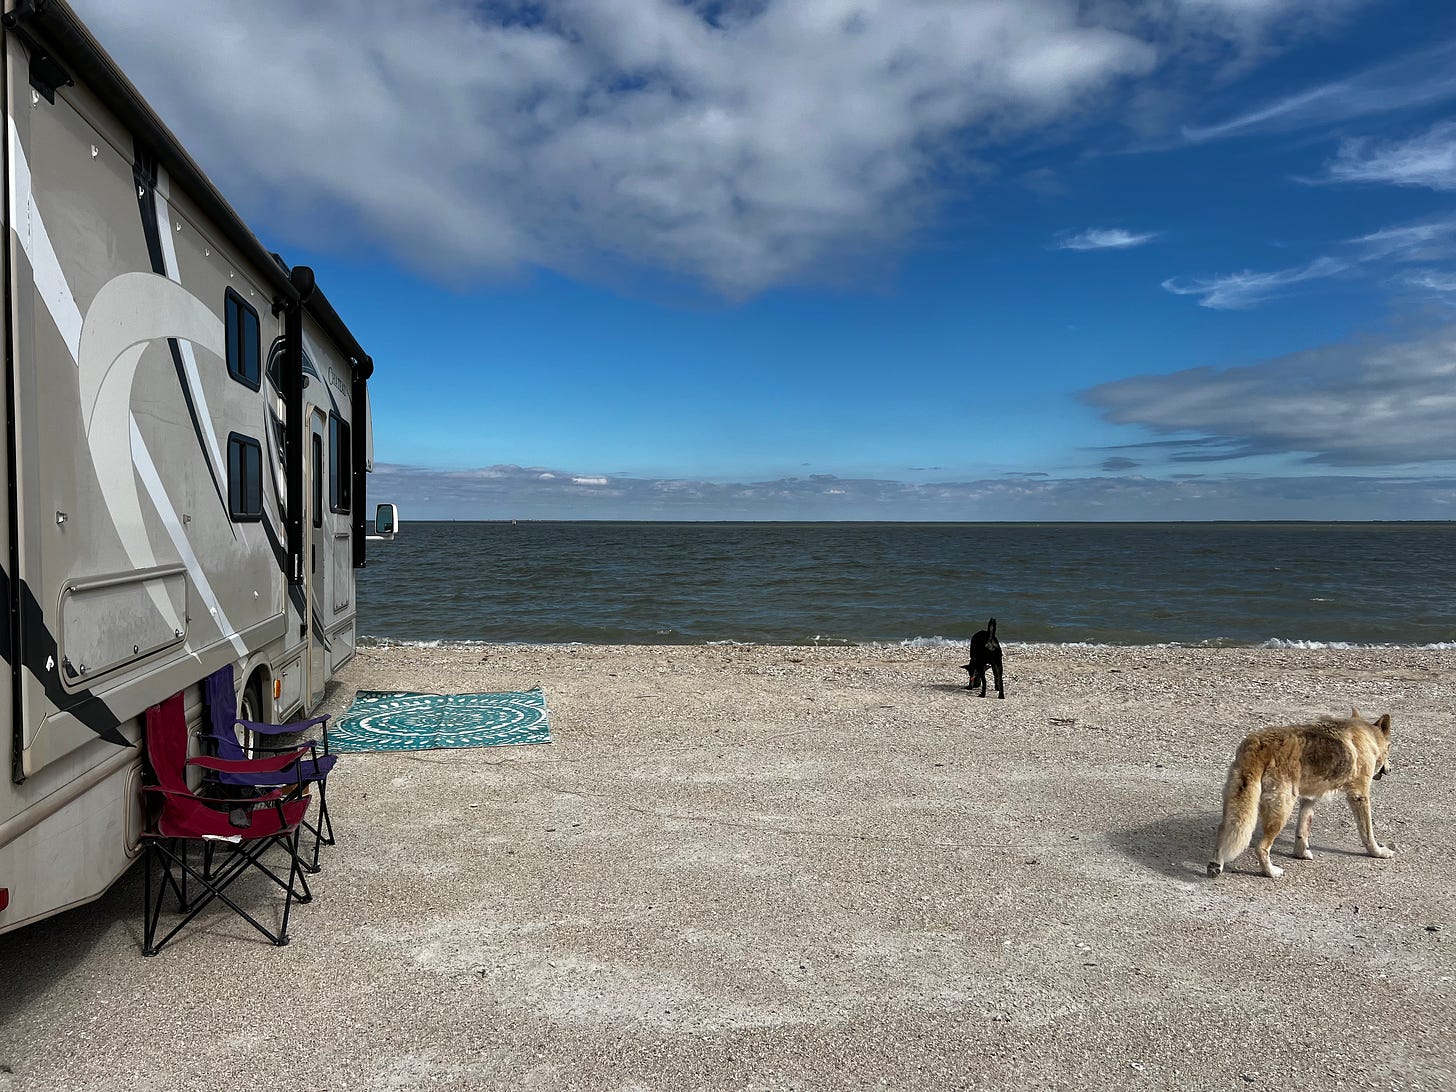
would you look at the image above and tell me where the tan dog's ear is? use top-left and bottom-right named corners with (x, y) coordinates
top-left (1351, 707), bottom-right (1361, 719)
top-left (1376, 713), bottom-right (1391, 736)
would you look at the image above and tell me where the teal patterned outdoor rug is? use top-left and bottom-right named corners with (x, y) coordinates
top-left (331, 687), bottom-right (552, 753)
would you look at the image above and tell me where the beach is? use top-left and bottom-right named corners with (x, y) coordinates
top-left (3, 641), bottom-right (1454, 1090)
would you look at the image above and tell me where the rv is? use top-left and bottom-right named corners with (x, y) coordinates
top-left (0, 0), bottom-right (395, 934)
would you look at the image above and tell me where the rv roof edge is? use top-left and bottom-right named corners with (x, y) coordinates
top-left (304, 283), bottom-right (374, 380)
top-left (6, 0), bottom-right (300, 307)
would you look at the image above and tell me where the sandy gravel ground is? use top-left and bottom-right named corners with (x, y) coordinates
top-left (2, 643), bottom-right (1453, 1091)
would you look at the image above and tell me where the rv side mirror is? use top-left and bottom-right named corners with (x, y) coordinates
top-left (374, 503), bottom-right (399, 539)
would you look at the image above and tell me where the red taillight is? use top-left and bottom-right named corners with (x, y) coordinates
top-left (0, 888), bottom-right (8, 913)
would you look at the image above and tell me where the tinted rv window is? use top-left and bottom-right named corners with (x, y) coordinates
top-left (312, 434), bottom-right (323, 528)
top-left (330, 413), bottom-right (351, 513)
top-left (227, 433), bottom-right (263, 521)
top-left (225, 289), bottom-right (261, 390)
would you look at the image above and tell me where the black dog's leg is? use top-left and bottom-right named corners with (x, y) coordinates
top-left (992, 655), bottom-right (1004, 699)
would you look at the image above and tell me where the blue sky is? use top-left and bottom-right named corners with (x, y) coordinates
top-left (81, 0), bottom-right (1456, 519)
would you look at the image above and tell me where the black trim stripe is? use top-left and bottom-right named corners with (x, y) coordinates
top-left (3, 567), bottom-right (127, 748)
top-left (133, 143), bottom-right (233, 530)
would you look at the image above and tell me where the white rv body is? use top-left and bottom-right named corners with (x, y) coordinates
top-left (0, 0), bottom-right (384, 934)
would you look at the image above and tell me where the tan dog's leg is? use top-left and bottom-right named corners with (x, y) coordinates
top-left (1255, 790), bottom-right (1296, 878)
top-left (1292, 797), bottom-right (1316, 860)
top-left (1346, 790), bottom-right (1395, 859)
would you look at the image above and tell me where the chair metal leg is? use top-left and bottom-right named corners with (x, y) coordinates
top-left (276, 827), bottom-right (307, 946)
top-left (137, 831), bottom-right (312, 955)
top-left (299, 780), bottom-right (333, 873)
top-left (142, 841), bottom-right (164, 957)
top-left (318, 781), bottom-right (335, 846)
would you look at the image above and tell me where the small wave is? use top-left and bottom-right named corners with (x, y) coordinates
top-left (359, 634), bottom-right (587, 649)
top-left (1262, 639), bottom-right (1456, 650)
top-left (360, 633), bottom-right (1455, 652)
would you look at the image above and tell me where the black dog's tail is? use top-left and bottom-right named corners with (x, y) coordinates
top-left (986, 617), bottom-right (996, 636)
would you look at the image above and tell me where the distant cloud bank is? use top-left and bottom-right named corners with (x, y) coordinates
top-left (370, 462), bottom-right (1453, 522)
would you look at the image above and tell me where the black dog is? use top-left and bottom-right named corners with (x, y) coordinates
top-left (963, 617), bottom-right (1004, 698)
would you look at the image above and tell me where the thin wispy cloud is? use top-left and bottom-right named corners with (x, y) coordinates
top-left (1055, 228), bottom-right (1159, 251)
top-left (1164, 213), bottom-right (1456, 310)
top-left (1161, 256), bottom-right (1349, 309)
top-left (1323, 120), bottom-right (1456, 190)
top-left (1403, 271), bottom-right (1456, 294)
top-left (1348, 216), bottom-right (1456, 262)
top-left (1082, 326), bottom-right (1456, 466)
top-left (1181, 38), bottom-right (1456, 142)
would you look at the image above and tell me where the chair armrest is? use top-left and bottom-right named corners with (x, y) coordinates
top-left (234, 714), bottom-right (330, 737)
top-left (188, 745), bottom-right (311, 774)
top-left (230, 738), bottom-right (320, 757)
top-left (140, 784), bottom-right (295, 806)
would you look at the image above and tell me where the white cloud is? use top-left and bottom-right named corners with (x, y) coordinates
top-left (1181, 38), bottom-right (1456, 142)
top-left (69, 0), bottom-right (1356, 296)
top-left (1082, 326), bottom-right (1456, 466)
top-left (1403, 271), bottom-right (1456, 294)
top-left (1324, 120), bottom-right (1456, 190)
top-left (1161, 256), bottom-right (1349, 308)
top-left (1055, 227), bottom-right (1159, 251)
top-left (1348, 216), bottom-right (1456, 263)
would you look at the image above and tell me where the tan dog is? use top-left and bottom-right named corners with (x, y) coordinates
top-left (1208, 710), bottom-right (1394, 879)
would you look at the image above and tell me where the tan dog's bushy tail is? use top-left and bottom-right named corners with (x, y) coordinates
top-left (1208, 760), bottom-right (1261, 877)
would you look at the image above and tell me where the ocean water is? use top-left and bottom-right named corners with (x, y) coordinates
top-left (355, 521), bottom-right (1456, 648)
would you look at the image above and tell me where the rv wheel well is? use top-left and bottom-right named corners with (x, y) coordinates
top-left (239, 670), bottom-right (268, 723)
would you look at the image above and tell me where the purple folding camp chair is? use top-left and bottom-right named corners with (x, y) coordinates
top-left (203, 665), bottom-right (337, 873)
top-left (140, 691), bottom-right (313, 955)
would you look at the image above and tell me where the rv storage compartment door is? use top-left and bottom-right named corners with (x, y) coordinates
top-left (59, 566), bottom-right (188, 687)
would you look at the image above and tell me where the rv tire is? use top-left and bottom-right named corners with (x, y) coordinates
top-left (239, 673), bottom-right (265, 725)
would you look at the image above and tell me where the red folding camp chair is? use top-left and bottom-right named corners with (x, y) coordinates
top-left (139, 691), bottom-right (314, 956)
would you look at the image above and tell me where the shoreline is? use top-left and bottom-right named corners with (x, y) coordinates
top-left (356, 635), bottom-right (1456, 651)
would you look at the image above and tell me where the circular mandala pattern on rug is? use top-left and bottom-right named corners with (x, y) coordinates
top-left (331, 689), bottom-right (552, 752)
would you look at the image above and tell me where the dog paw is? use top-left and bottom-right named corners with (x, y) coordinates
top-left (1371, 845), bottom-right (1395, 859)
top-left (1206, 861), bottom-right (1222, 878)
top-left (1262, 863), bottom-right (1284, 879)
top-left (1294, 845), bottom-right (1314, 861)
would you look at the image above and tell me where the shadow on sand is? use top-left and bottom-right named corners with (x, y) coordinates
top-left (1108, 810), bottom-right (1217, 881)
top-left (1109, 808), bottom-right (1376, 882)
top-left (0, 865), bottom-right (142, 1027)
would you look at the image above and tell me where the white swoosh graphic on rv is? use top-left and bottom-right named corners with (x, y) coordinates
top-left (79, 272), bottom-right (225, 635)
top-left (7, 118), bottom-right (82, 359)
top-left (131, 420), bottom-right (247, 658)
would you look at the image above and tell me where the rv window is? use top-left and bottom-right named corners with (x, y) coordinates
top-left (312, 433), bottom-right (323, 528)
top-left (227, 433), bottom-right (263, 521)
top-left (329, 413), bottom-right (352, 513)
top-left (225, 289), bottom-right (261, 390)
